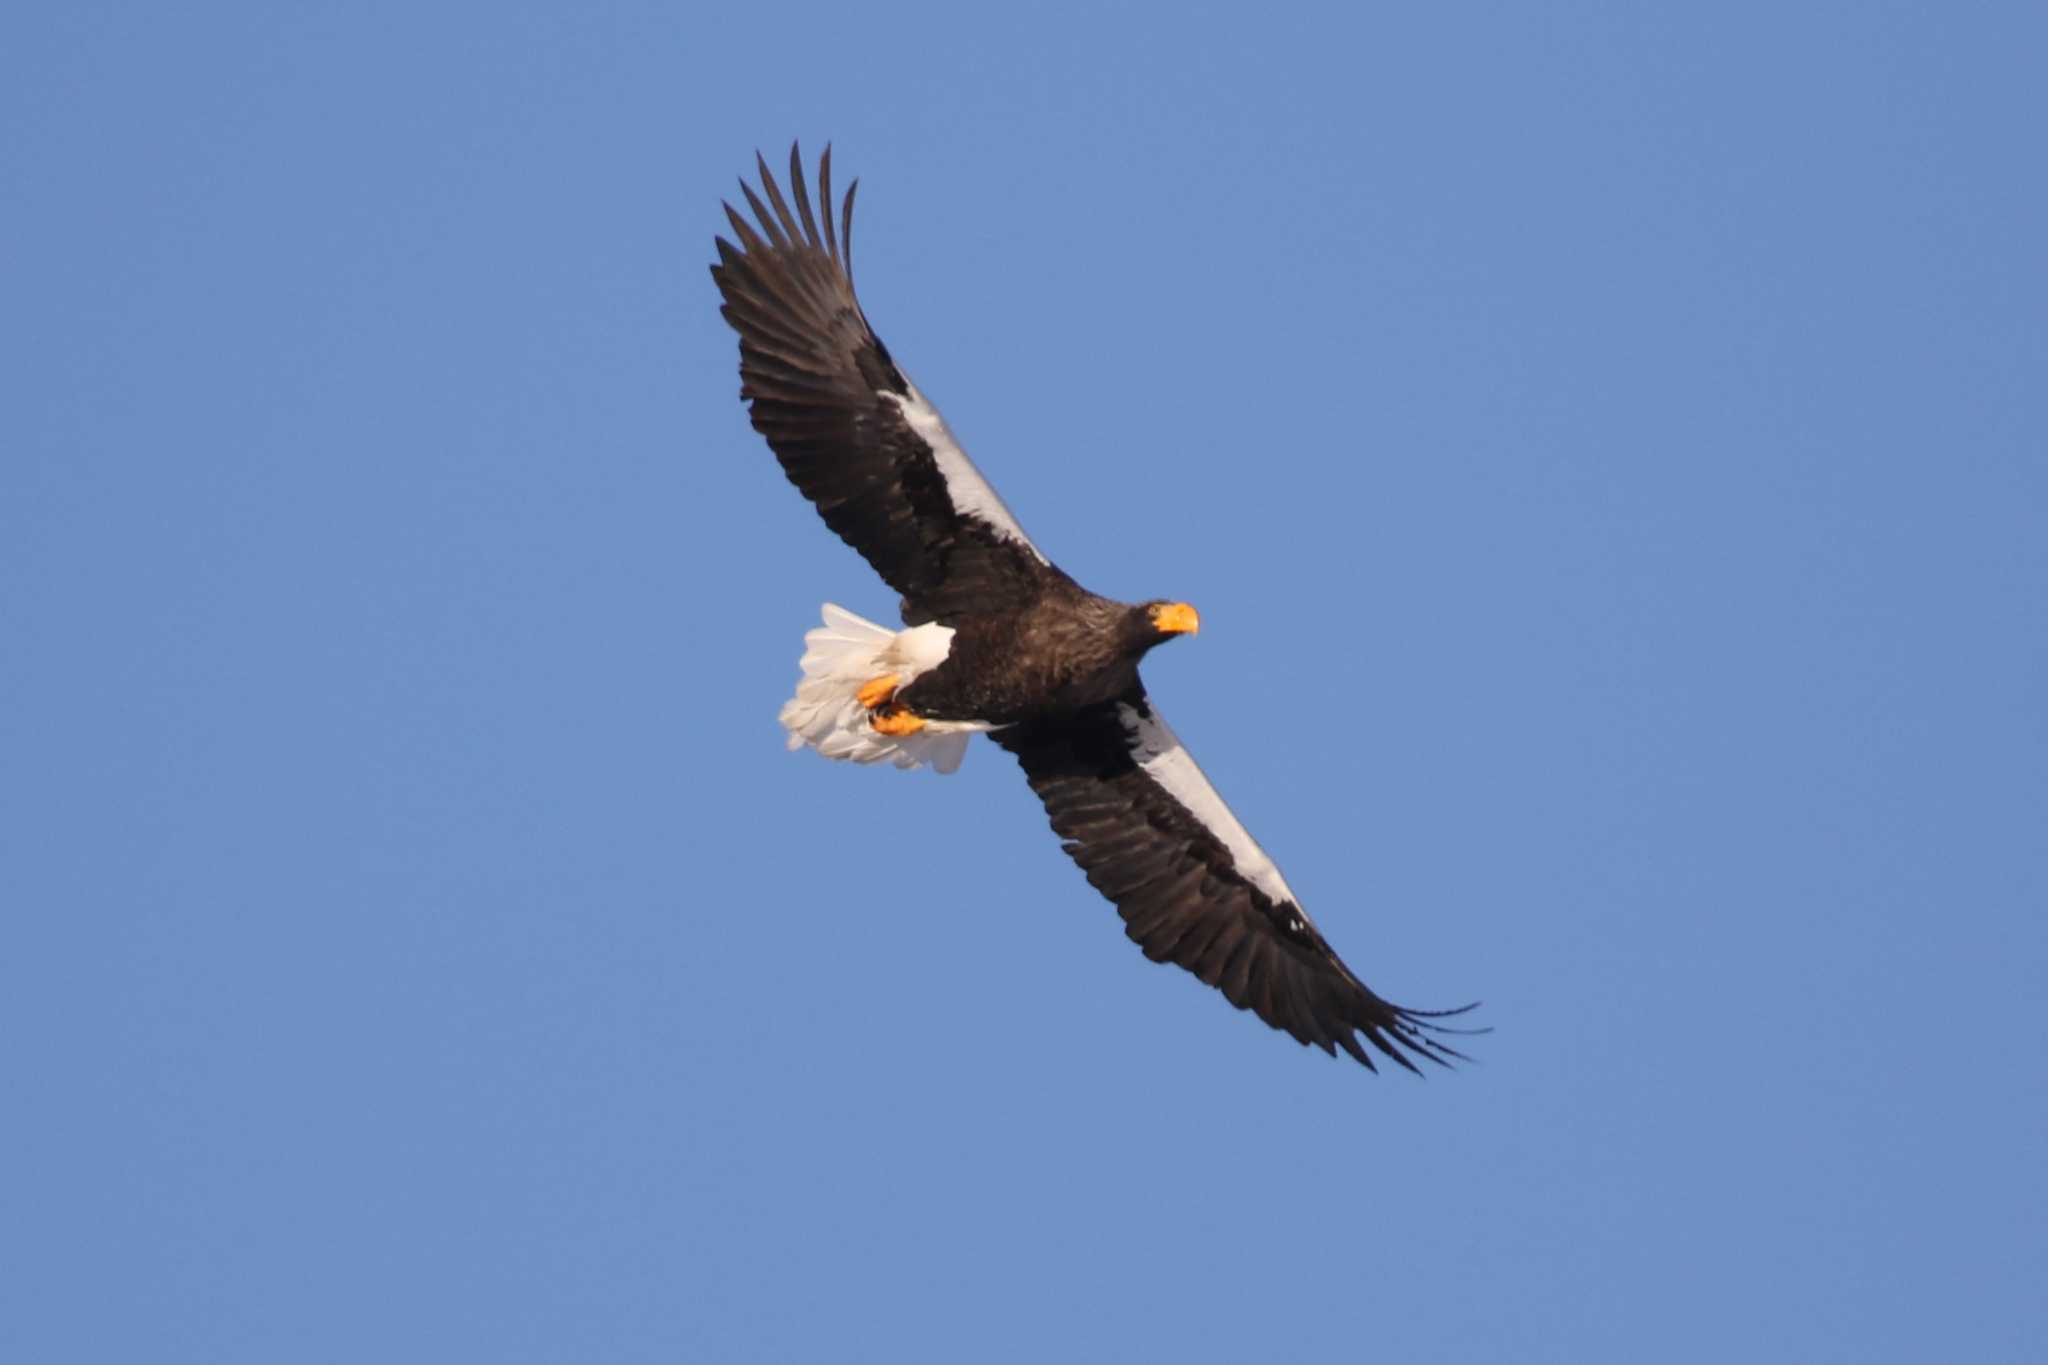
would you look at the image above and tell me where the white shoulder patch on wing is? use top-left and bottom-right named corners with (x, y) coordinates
top-left (881, 380), bottom-right (1048, 563)
top-left (1118, 702), bottom-right (1301, 908)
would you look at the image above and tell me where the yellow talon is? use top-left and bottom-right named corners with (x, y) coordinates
top-left (869, 707), bottom-right (926, 736)
top-left (856, 674), bottom-right (901, 710)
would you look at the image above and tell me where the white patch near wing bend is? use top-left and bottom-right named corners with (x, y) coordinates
top-left (1118, 702), bottom-right (1301, 908)
top-left (881, 381), bottom-right (1047, 562)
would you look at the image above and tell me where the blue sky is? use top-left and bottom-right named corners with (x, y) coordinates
top-left (6, 4), bottom-right (2045, 1361)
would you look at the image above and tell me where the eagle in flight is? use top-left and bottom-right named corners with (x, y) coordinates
top-left (712, 146), bottom-right (1476, 1073)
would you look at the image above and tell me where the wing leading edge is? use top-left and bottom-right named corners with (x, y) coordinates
top-left (996, 691), bottom-right (1478, 1072)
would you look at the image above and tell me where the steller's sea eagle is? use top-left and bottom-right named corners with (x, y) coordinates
top-left (711, 146), bottom-right (1477, 1073)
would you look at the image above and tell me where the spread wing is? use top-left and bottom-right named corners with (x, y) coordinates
top-left (711, 144), bottom-right (1053, 625)
top-left (996, 690), bottom-right (1477, 1072)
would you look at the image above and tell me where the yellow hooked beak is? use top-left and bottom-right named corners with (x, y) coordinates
top-left (1150, 602), bottom-right (1201, 636)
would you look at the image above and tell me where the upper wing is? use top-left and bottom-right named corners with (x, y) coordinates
top-left (995, 689), bottom-right (1476, 1072)
top-left (711, 145), bottom-right (1052, 624)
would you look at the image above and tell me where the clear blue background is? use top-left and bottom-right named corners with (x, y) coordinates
top-left (6, 4), bottom-right (2044, 1361)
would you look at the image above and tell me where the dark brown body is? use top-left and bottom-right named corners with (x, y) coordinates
top-left (900, 580), bottom-right (1162, 725)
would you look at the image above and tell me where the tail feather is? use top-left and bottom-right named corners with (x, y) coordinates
top-left (779, 603), bottom-right (987, 774)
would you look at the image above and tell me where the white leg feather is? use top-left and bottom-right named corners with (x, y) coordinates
top-left (778, 603), bottom-right (995, 774)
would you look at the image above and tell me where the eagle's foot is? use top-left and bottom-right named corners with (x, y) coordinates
top-left (868, 703), bottom-right (926, 736)
top-left (855, 674), bottom-right (901, 710)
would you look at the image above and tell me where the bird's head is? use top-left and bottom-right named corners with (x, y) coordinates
top-left (1129, 600), bottom-right (1201, 653)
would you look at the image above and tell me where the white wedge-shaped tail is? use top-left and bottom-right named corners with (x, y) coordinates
top-left (778, 604), bottom-right (994, 774)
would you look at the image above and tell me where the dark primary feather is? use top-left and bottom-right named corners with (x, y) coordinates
top-left (995, 692), bottom-right (1476, 1072)
top-left (710, 144), bottom-right (1046, 625)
